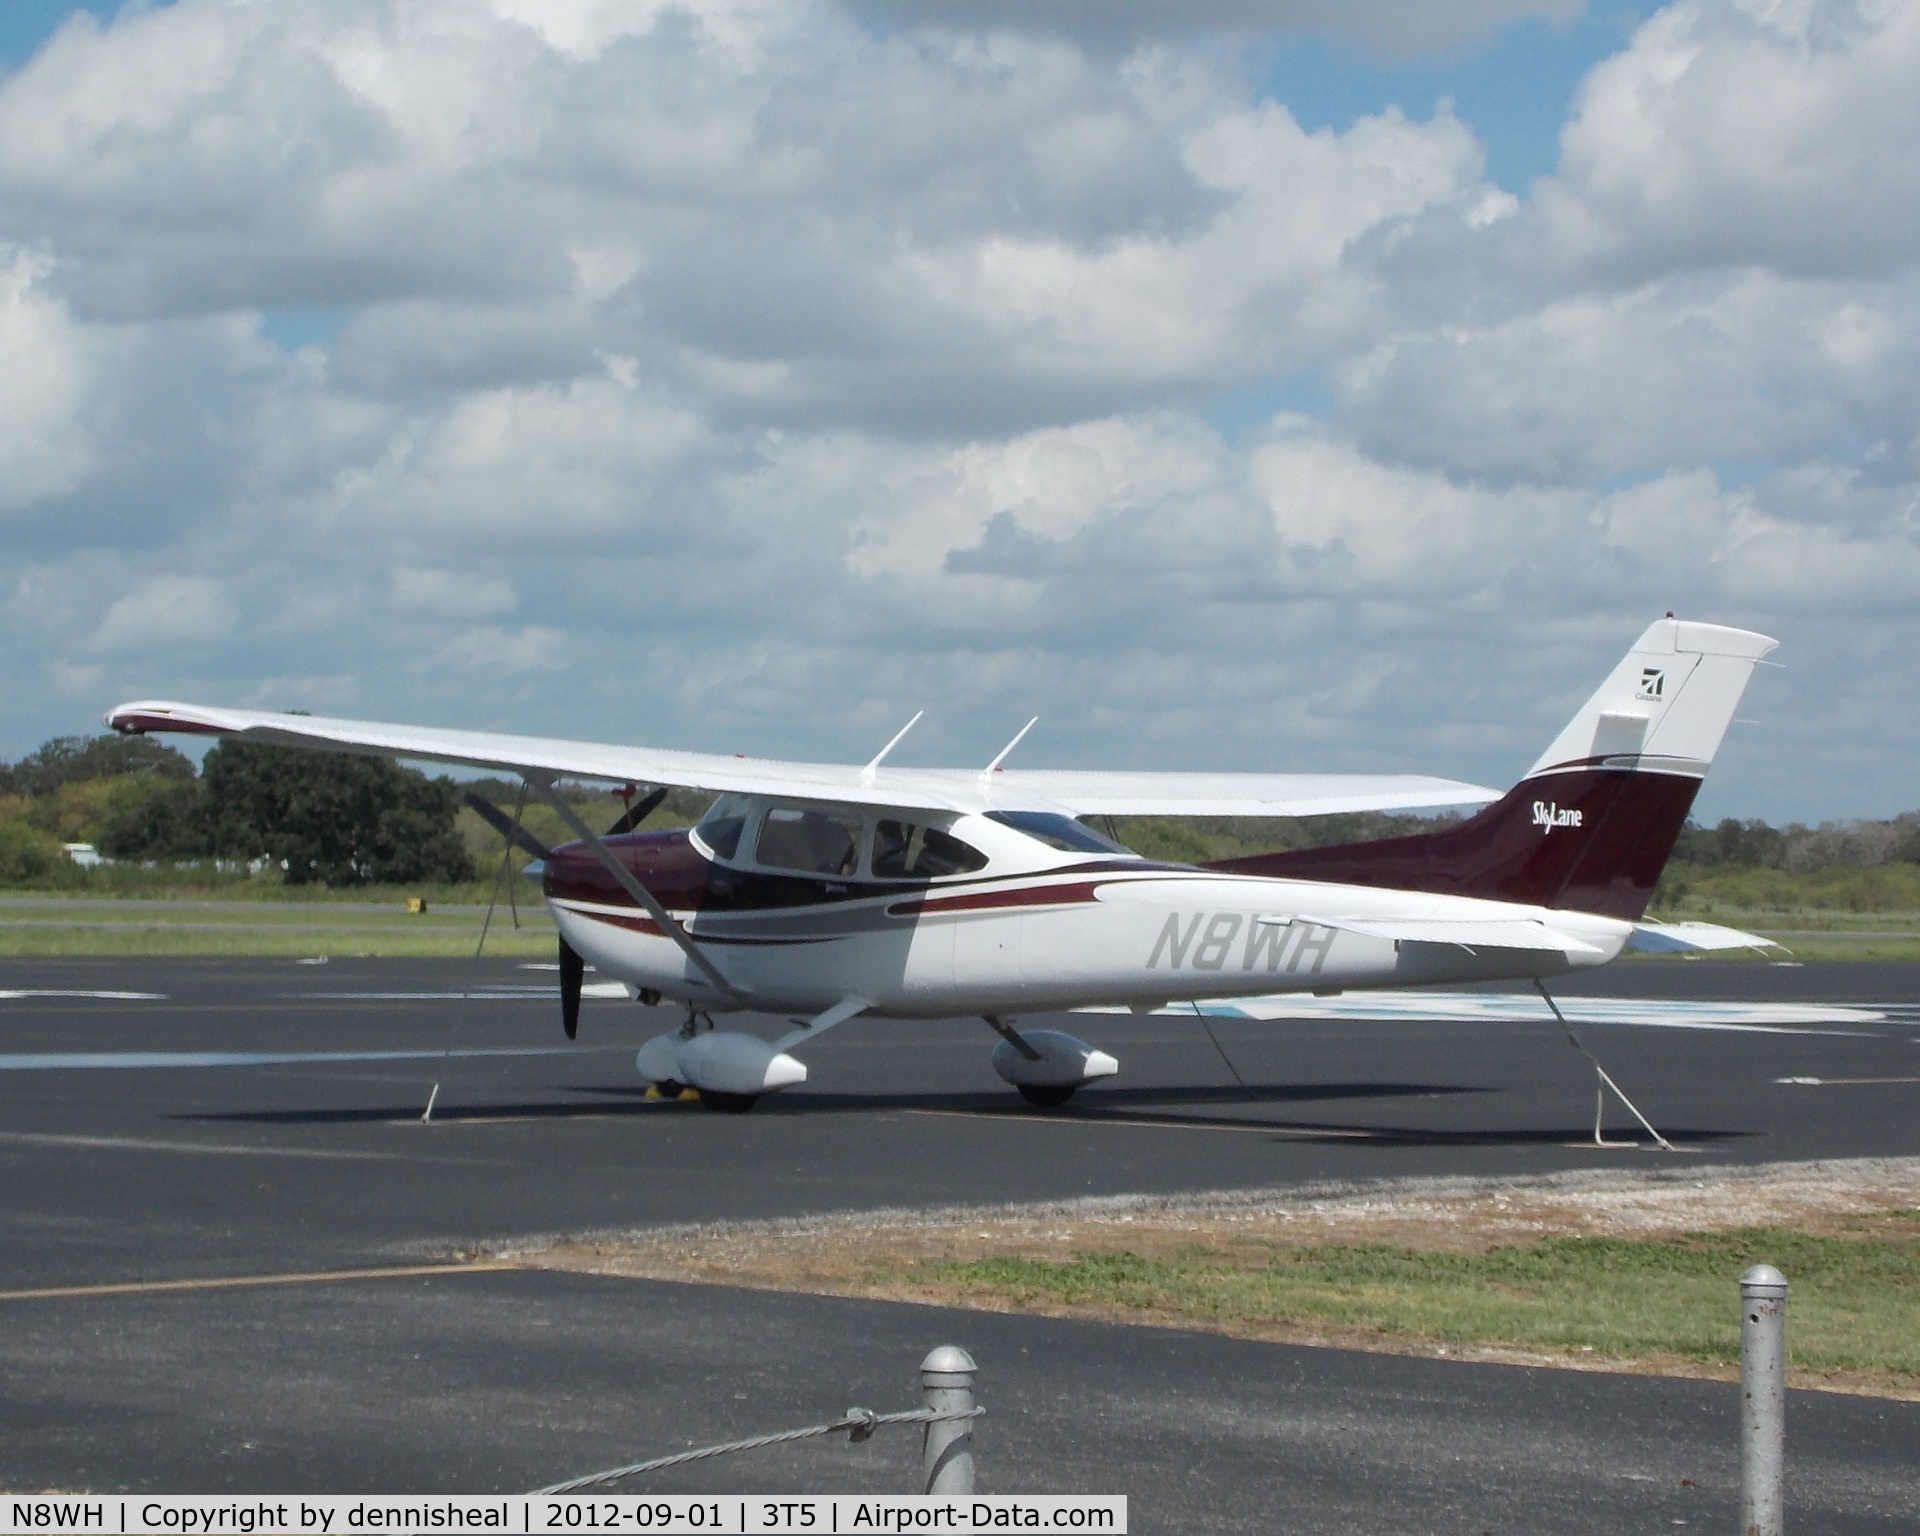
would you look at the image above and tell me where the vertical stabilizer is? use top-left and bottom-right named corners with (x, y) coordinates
top-left (1210, 617), bottom-right (1777, 920)
top-left (1526, 618), bottom-right (1778, 781)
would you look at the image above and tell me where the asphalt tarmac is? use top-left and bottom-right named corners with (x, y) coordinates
top-left (2, 955), bottom-right (1917, 1527)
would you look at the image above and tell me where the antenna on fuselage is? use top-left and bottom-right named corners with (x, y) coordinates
top-left (980, 717), bottom-right (1039, 781)
top-left (861, 710), bottom-right (924, 785)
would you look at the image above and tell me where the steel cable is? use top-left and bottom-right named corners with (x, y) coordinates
top-left (533, 1406), bottom-right (984, 1494)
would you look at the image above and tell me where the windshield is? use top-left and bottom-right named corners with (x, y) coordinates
top-left (985, 810), bottom-right (1136, 856)
top-left (693, 794), bottom-right (753, 861)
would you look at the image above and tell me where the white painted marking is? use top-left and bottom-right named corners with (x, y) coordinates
top-left (1098, 991), bottom-right (1888, 1033)
top-left (0, 1047), bottom-right (620, 1071)
top-left (0, 1130), bottom-right (394, 1160)
top-left (286, 991), bottom-right (546, 1000)
top-left (0, 989), bottom-right (167, 1001)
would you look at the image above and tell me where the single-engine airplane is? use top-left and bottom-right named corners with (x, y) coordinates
top-left (107, 616), bottom-right (1776, 1112)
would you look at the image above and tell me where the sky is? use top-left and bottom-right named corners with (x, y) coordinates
top-left (1, 0), bottom-right (1916, 823)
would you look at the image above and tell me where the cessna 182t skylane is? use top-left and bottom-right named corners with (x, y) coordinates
top-left (107, 616), bottom-right (1776, 1112)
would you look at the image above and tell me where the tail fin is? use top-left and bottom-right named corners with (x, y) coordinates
top-left (1211, 617), bottom-right (1778, 920)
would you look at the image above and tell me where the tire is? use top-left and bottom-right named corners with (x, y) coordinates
top-left (1017, 1083), bottom-right (1076, 1108)
top-left (697, 1090), bottom-right (759, 1114)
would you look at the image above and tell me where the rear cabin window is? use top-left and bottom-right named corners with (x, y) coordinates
top-left (694, 794), bottom-right (753, 861)
top-left (872, 821), bottom-right (988, 879)
top-left (756, 805), bottom-right (863, 876)
top-left (985, 810), bottom-right (1135, 856)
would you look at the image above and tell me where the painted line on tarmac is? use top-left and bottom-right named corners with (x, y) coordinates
top-left (0, 989), bottom-right (168, 1000)
top-left (0, 1046), bottom-right (625, 1070)
top-left (0, 1262), bottom-right (518, 1304)
top-left (1776, 1075), bottom-right (1920, 1086)
top-left (904, 1108), bottom-right (1373, 1138)
top-left (0, 1130), bottom-right (396, 1160)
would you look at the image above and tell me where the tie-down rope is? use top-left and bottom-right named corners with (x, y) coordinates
top-left (533, 1406), bottom-right (985, 1493)
top-left (1534, 979), bottom-right (1676, 1151)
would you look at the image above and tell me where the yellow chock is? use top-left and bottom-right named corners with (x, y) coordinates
top-left (406, 897), bottom-right (428, 915)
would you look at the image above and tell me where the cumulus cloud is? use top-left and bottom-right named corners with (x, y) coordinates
top-left (88, 575), bottom-right (236, 654)
top-left (842, 0), bottom-right (1581, 57)
top-left (0, 249), bottom-right (98, 512)
top-left (1541, 0), bottom-right (1920, 279)
top-left (0, 0), bottom-right (1914, 820)
top-left (390, 566), bottom-right (519, 619)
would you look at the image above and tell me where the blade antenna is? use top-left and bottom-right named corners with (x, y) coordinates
top-left (980, 717), bottom-right (1039, 781)
top-left (1533, 979), bottom-right (1675, 1152)
top-left (861, 711), bottom-right (923, 785)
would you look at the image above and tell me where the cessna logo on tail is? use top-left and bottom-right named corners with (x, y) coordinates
top-left (1637, 668), bottom-right (1665, 700)
top-left (1532, 800), bottom-right (1583, 833)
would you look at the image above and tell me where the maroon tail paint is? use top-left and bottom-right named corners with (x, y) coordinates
top-left (1209, 766), bottom-right (1701, 921)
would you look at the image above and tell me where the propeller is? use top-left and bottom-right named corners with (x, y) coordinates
top-left (559, 938), bottom-right (584, 1040)
top-left (463, 792), bottom-right (554, 862)
top-left (606, 785), bottom-right (669, 837)
top-left (467, 784), bottom-right (667, 1042)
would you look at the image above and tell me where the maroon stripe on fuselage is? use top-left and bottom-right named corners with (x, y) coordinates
top-left (888, 880), bottom-right (1108, 917)
top-left (1209, 768), bottom-right (1700, 921)
top-left (541, 830), bottom-right (1152, 918)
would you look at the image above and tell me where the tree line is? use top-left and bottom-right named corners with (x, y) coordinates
top-left (0, 733), bottom-right (474, 885)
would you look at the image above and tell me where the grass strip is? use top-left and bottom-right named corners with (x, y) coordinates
top-left (906, 1218), bottom-right (1920, 1391)
top-left (0, 917), bottom-right (555, 957)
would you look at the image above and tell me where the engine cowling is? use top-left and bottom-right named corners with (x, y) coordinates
top-left (677, 1031), bottom-right (808, 1098)
top-left (990, 1029), bottom-right (1118, 1106)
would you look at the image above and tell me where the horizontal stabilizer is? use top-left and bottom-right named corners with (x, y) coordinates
top-left (1291, 914), bottom-right (1608, 957)
top-left (1628, 921), bottom-right (1784, 954)
top-left (1079, 992), bottom-right (1879, 1031)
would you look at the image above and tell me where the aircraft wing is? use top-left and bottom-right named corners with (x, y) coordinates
top-left (103, 700), bottom-right (1499, 819)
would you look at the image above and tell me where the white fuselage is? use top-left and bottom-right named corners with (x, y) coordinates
top-left (545, 807), bottom-right (1628, 1018)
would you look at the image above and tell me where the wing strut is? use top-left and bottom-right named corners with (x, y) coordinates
top-left (525, 777), bottom-right (746, 1007)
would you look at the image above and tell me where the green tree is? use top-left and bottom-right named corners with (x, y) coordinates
top-left (4, 734), bottom-right (196, 798)
top-left (0, 819), bottom-right (63, 880)
top-left (97, 776), bottom-right (210, 861)
top-left (201, 742), bottom-right (476, 886)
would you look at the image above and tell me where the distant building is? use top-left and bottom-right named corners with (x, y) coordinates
top-left (63, 843), bottom-right (105, 867)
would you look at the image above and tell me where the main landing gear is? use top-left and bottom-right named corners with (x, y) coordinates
top-left (635, 1005), bottom-right (807, 1113)
top-left (983, 1016), bottom-right (1119, 1107)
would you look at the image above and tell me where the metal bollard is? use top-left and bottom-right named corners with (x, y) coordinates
top-left (920, 1345), bottom-right (977, 1495)
top-left (1740, 1264), bottom-right (1788, 1536)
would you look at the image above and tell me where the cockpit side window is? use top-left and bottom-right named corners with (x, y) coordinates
top-left (984, 810), bottom-right (1136, 856)
top-left (693, 793), bottom-right (753, 861)
top-left (756, 805), bottom-right (863, 876)
top-left (873, 821), bottom-right (989, 879)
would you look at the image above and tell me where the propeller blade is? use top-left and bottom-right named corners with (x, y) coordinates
top-left (463, 792), bottom-right (554, 862)
top-left (606, 785), bottom-right (669, 837)
top-left (559, 938), bottom-right (583, 1040)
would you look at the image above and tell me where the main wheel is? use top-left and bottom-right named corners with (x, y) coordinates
top-left (1017, 1083), bottom-right (1076, 1108)
top-left (697, 1089), bottom-right (759, 1114)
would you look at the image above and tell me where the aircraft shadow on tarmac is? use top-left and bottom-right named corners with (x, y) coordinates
top-left (171, 1079), bottom-right (1751, 1147)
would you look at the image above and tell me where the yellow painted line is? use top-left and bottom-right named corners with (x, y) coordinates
top-left (904, 1107), bottom-right (1373, 1138)
top-left (0, 1261), bottom-right (517, 1304)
